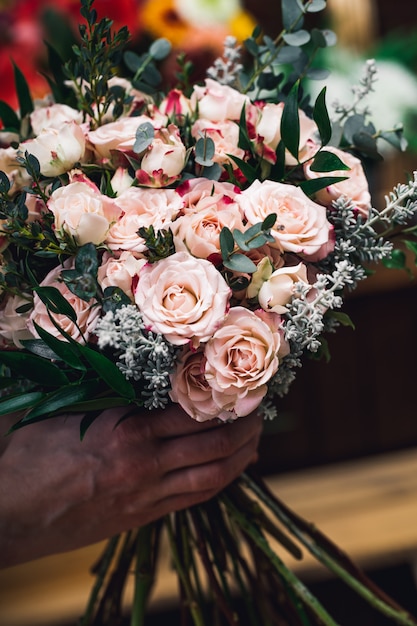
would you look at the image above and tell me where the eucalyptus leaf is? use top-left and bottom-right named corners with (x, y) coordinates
top-left (220, 227), bottom-right (235, 257)
top-left (149, 38), bottom-right (172, 61)
top-left (223, 253), bottom-right (257, 274)
top-left (195, 136), bottom-right (215, 167)
top-left (283, 30), bottom-right (310, 46)
top-left (0, 350), bottom-right (69, 386)
top-left (275, 46), bottom-right (303, 65)
top-left (281, 0), bottom-right (304, 31)
top-left (306, 0), bottom-right (327, 11)
top-left (134, 122), bottom-right (155, 154)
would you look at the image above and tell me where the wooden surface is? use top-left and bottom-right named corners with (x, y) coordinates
top-left (1, 447), bottom-right (417, 625)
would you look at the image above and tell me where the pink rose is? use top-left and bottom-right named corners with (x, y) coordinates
top-left (190, 78), bottom-right (250, 122)
top-left (87, 115), bottom-right (153, 160)
top-left (22, 121), bottom-right (86, 177)
top-left (105, 186), bottom-right (182, 253)
top-left (28, 263), bottom-right (100, 343)
top-left (238, 179), bottom-right (334, 261)
top-left (48, 180), bottom-right (122, 246)
top-left (176, 177), bottom-right (241, 214)
top-left (169, 347), bottom-right (231, 422)
top-left (137, 124), bottom-right (186, 187)
top-left (97, 251), bottom-right (147, 300)
top-left (191, 118), bottom-right (245, 169)
top-left (303, 144), bottom-right (372, 216)
top-left (134, 251), bottom-right (231, 348)
top-left (0, 294), bottom-right (33, 348)
top-left (257, 262), bottom-right (309, 314)
top-left (204, 306), bottom-right (281, 417)
top-left (30, 103), bottom-right (83, 135)
top-left (159, 89), bottom-right (192, 120)
top-left (171, 204), bottom-right (245, 260)
top-left (253, 102), bottom-right (318, 165)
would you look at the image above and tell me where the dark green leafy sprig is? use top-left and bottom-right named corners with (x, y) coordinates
top-left (0, 62), bottom-right (34, 139)
top-left (63, 0), bottom-right (131, 128)
top-left (138, 225), bottom-right (175, 262)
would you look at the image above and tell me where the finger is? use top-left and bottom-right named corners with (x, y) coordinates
top-left (156, 413), bottom-right (263, 473)
top-left (156, 432), bottom-right (261, 504)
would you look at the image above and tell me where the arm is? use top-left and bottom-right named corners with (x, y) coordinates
top-left (0, 406), bottom-right (263, 568)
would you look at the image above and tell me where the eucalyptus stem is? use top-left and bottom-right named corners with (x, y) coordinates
top-left (242, 473), bottom-right (417, 626)
top-left (221, 493), bottom-right (340, 626)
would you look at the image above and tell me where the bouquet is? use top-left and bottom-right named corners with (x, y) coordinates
top-left (1, 0), bottom-right (417, 624)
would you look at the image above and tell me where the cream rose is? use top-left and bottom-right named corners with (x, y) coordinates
top-left (257, 262), bottom-right (308, 314)
top-left (238, 179), bottom-right (334, 261)
top-left (27, 263), bottom-right (100, 343)
top-left (176, 177), bottom-right (241, 214)
top-left (87, 114), bottom-right (153, 160)
top-left (303, 144), bottom-right (372, 216)
top-left (30, 103), bottom-right (84, 135)
top-left (97, 251), bottom-right (147, 300)
top-left (191, 118), bottom-right (245, 169)
top-left (190, 78), bottom-right (250, 122)
top-left (171, 204), bottom-right (245, 260)
top-left (134, 251), bottom-right (231, 348)
top-left (169, 347), bottom-right (233, 422)
top-left (22, 121), bottom-right (86, 177)
top-left (48, 180), bottom-right (122, 246)
top-left (0, 294), bottom-right (33, 348)
top-left (137, 124), bottom-right (186, 186)
top-left (159, 89), bottom-right (192, 119)
top-left (204, 306), bottom-right (281, 417)
top-left (105, 186), bottom-right (182, 253)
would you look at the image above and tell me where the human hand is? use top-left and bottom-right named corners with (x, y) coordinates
top-left (0, 405), bottom-right (263, 567)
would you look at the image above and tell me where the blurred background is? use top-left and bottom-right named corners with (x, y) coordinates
top-left (1, 1), bottom-right (417, 624)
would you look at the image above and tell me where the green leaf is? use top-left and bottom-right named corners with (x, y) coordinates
top-left (262, 213), bottom-right (277, 230)
top-left (0, 351), bottom-right (69, 386)
top-left (0, 100), bottom-right (21, 132)
top-left (299, 176), bottom-right (348, 196)
top-left (404, 239), bottom-right (417, 259)
top-left (226, 155), bottom-right (259, 184)
top-left (0, 392), bottom-right (44, 418)
top-left (309, 150), bottom-right (350, 173)
top-left (313, 87), bottom-right (332, 146)
top-left (280, 81), bottom-right (300, 161)
top-left (35, 285), bottom-right (78, 322)
top-left (223, 253), bottom-right (257, 274)
top-left (20, 380), bottom-right (101, 422)
top-left (382, 248), bottom-right (407, 270)
top-left (20, 339), bottom-right (61, 361)
top-left (32, 322), bottom-right (87, 370)
top-left (306, 0), bottom-right (327, 12)
top-left (77, 344), bottom-right (135, 400)
top-left (327, 311), bottom-right (355, 329)
top-left (13, 61), bottom-right (34, 119)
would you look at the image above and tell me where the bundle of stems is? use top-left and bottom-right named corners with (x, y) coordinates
top-left (80, 470), bottom-right (417, 626)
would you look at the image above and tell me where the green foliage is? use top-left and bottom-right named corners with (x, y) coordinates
top-left (123, 38), bottom-right (171, 94)
top-left (138, 225), bottom-right (175, 262)
top-left (220, 215), bottom-right (276, 273)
